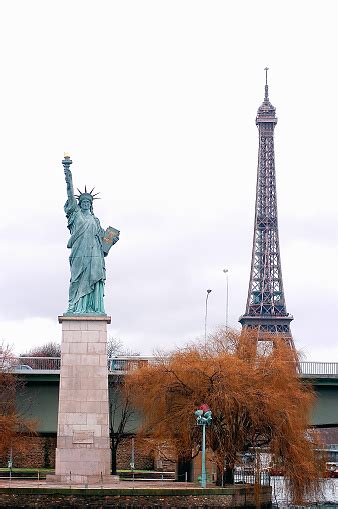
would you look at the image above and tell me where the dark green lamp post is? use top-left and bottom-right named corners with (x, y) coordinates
top-left (195, 404), bottom-right (212, 488)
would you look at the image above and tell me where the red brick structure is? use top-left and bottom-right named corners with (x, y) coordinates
top-left (0, 434), bottom-right (168, 471)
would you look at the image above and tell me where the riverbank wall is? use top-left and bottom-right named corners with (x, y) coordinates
top-left (0, 485), bottom-right (272, 508)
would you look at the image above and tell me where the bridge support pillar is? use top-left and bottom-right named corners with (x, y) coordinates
top-left (48, 314), bottom-right (116, 484)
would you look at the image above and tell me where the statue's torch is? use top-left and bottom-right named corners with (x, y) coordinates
top-left (62, 152), bottom-right (73, 171)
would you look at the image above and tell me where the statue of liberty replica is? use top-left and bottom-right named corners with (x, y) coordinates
top-left (49, 154), bottom-right (121, 485)
top-left (62, 153), bottom-right (119, 314)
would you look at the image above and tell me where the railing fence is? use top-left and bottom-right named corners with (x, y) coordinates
top-left (8, 357), bottom-right (338, 376)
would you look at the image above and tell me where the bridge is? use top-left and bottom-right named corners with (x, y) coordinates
top-left (13, 356), bottom-right (158, 374)
top-left (11, 357), bottom-right (338, 434)
top-left (13, 356), bottom-right (338, 377)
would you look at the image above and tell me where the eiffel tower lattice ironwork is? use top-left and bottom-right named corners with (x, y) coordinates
top-left (239, 69), bottom-right (295, 348)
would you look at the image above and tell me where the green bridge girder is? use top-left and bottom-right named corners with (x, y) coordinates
top-left (15, 374), bottom-right (338, 434)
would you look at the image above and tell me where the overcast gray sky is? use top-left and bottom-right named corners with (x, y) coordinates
top-left (1, 0), bottom-right (338, 360)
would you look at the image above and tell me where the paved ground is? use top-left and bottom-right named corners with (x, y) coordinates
top-left (0, 479), bottom-right (216, 490)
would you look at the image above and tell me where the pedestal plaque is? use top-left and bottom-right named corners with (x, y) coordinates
top-left (50, 315), bottom-right (114, 484)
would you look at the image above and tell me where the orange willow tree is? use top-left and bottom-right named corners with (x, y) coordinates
top-left (126, 329), bottom-right (324, 504)
top-left (0, 343), bottom-right (36, 463)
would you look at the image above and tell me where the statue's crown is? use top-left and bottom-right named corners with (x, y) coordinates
top-left (74, 186), bottom-right (100, 203)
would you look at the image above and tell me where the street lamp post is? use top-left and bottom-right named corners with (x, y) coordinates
top-left (204, 289), bottom-right (212, 345)
top-left (195, 404), bottom-right (212, 488)
top-left (223, 269), bottom-right (229, 329)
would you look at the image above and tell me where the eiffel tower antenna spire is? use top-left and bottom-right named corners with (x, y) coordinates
top-left (264, 66), bottom-right (269, 100)
top-left (239, 70), bottom-right (295, 349)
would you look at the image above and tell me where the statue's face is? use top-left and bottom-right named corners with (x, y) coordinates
top-left (80, 199), bottom-right (91, 211)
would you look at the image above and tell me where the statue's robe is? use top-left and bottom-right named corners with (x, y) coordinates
top-left (65, 199), bottom-right (106, 314)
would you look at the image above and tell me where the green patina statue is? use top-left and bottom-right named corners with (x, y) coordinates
top-left (62, 154), bottom-right (119, 314)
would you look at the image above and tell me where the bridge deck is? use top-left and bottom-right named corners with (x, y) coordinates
top-left (10, 357), bottom-right (338, 378)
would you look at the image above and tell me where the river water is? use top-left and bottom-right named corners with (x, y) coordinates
top-left (271, 477), bottom-right (338, 507)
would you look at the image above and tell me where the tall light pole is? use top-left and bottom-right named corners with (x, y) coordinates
top-left (204, 289), bottom-right (212, 345)
top-left (223, 269), bottom-right (229, 329)
top-left (195, 405), bottom-right (212, 488)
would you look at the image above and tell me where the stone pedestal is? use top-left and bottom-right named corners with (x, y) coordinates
top-left (51, 315), bottom-right (114, 484)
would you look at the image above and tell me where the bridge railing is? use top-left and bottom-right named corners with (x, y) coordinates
top-left (108, 356), bottom-right (161, 372)
top-left (110, 359), bottom-right (338, 376)
top-left (12, 356), bottom-right (161, 373)
top-left (12, 357), bottom-right (61, 371)
top-left (299, 361), bottom-right (338, 376)
top-left (10, 357), bottom-right (338, 377)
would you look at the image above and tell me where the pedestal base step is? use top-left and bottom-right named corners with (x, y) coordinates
top-left (46, 474), bottom-right (119, 484)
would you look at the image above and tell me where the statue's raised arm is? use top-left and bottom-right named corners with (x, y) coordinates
top-left (62, 153), bottom-right (76, 205)
top-left (61, 154), bottom-right (119, 316)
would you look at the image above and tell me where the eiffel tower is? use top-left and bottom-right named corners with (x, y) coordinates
top-left (239, 69), bottom-right (295, 348)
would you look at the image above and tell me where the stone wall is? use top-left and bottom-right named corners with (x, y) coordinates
top-left (0, 435), bottom-right (160, 471)
top-left (0, 436), bottom-right (56, 469)
top-left (116, 436), bottom-right (176, 471)
top-left (0, 486), bottom-right (272, 508)
top-left (116, 436), bottom-right (155, 470)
